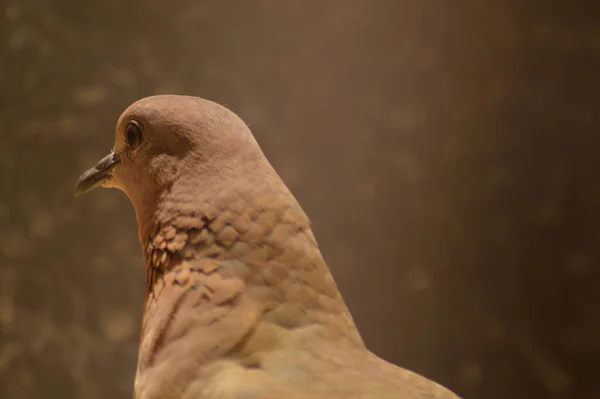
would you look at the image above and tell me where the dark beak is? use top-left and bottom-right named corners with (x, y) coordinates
top-left (75, 150), bottom-right (120, 196)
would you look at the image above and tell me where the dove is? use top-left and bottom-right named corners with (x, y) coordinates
top-left (75, 95), bottom-right (460, 399)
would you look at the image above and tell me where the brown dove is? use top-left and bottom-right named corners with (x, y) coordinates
top-left (75, 95), bottom-right (460, 399)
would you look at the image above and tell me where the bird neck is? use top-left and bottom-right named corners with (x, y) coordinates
top-left (138, 171), bottom-right (308, 290)
top-left (136, 175), bottom-right (362, 344)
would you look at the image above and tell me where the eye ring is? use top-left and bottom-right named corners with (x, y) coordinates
top-left (125, 120), bottom-right (143, 150)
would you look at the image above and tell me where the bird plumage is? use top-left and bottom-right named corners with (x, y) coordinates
top-left (76, 95), bottom-right (460, 399)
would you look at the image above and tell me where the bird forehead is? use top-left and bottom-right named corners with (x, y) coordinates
top-left (113, 96), bottom-right (257, 161)
top-left (126, 95), bottom-right (217, 117)
top-left (118, 96), bottom-right (228, 133)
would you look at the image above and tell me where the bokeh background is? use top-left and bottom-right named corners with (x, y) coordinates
top-left (1, 1), bottom-right (599, 398)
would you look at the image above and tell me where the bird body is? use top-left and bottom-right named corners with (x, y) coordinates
top-left (76, 95), bottom-right (460, 399)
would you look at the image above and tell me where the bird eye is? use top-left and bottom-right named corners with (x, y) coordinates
top-left (125, 121), bottom-right (143, 150)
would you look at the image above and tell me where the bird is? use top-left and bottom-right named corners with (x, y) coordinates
top-left (75, 95), bottom-right (461, 399)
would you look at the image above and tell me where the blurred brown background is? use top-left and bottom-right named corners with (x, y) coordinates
top-left (1, 1), bottom-right (599, 398)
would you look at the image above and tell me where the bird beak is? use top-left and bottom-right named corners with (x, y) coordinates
top-left (75, 150), bottom-right (120, 196)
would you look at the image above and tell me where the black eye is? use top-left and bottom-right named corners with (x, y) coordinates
top-left (125, 121), bottom-right (143, 150)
